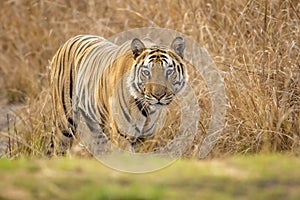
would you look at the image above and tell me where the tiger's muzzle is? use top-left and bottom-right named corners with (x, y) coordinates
top-left (145, 83), bottom-right (174, 106)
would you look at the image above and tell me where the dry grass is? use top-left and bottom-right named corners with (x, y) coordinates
top-left (0, 0), bottom-right (299, 158)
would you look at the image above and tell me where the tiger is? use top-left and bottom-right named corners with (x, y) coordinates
top-left (50, 35), bottom-right (188, 154)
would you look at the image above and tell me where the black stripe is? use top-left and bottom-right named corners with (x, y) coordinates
top-left (179, 63), bottom-right (184, 80)
top-left (120, 99), bottom-right (131, 123)
top-left (149, 50), bottom-right (156, 55)
top-left (172, 60), bottom-right (175, 66)
top-left (143, 122), bottom-right (155, 134)
top-left (148, 55), bottom-right (157, 60)
top-left (149, 49), bottom-right (167, 54)
top-left (60, 47), bottom-right (67, 115)
top-left (132, 64), bottom-right (138, 83)
top-left (67, 38), bottom-right (78, 62)
top-left (61, 86), bottom-right (67, 116)
top-left (160, 54), bottom-right (168, 59)
top-left (174, 81), bottom-right (182, 86)
top-left (162, 58), bottom-right (168, 63)
top-left (134, 99), bottom-right (149, 117)
top-left (119, 86), bottom-right (131, 123)
top-left (69, 64), bottom-right (73, 102)
top-left (137, 66), bottom-right (144, 93)
top-left (135, 126), bottom-right (141, 133)
top-left (132, 83), bottom-right (142, 94)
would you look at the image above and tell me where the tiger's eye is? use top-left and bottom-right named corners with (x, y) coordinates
top-left (142, 69), bottom-right (151, 77)
top-left (166, 69), bottom-right (174, 76)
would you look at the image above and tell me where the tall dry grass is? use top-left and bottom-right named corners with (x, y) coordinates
top-left (0, 0), bottom-right (299, 157)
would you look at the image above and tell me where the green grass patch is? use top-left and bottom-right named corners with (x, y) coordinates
top-left (0, 154), bottom-right (299, 200)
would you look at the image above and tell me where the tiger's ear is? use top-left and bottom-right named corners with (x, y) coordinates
top-left (131, 38), bottom-right (146, 59)
top-left (171, 37), bottom-right (185, 59)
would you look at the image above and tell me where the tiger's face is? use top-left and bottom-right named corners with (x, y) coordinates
top-left (128, 37), bottom-right (188, 111)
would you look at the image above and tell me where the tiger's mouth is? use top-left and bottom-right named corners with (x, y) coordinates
top-left (134, 92), bottom-right (173, 116)
top-left (145, 94), bottom-right (173, 106)
top-left (143, 84), bottom-right (174, 106)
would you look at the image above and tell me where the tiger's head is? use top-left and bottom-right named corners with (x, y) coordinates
top-left (127, 37), bottom-right (188, 112)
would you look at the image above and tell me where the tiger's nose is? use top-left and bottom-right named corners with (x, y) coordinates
top-left (151, 91), bottom-right (166, 100)
top-left (151, 85), bottom-right (167, 100)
